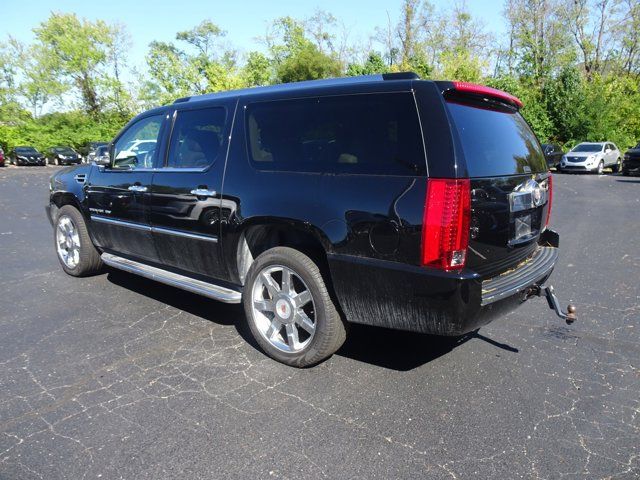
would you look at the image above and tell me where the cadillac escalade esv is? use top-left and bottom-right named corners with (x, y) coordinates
top-left (47, 73), bottom-right (575, 367)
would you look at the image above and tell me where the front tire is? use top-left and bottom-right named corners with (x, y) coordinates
top-left (243, 247), bottom-right (347, 367)
top-left (54, 205), bottom-right (103, 277)
top-left (596, 161), bottom-right (604, 175)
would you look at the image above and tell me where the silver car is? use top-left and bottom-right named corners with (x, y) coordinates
top-left (559, 142), bottom-right (622, 174)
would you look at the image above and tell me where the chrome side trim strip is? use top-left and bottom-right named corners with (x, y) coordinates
top-left (90, 215), bottom-right (218, 242)
top-left (91, 215), bottom-right (151, 232)
top-left (101, 253), bottom-right (241, 304)
top-left (152, 226), bottom-right (218, 243)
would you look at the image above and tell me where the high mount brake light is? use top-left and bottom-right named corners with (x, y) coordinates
top-left (421, 178), bottom-right (471, 271)
top-left (452, 81), bottom-right (524, 109)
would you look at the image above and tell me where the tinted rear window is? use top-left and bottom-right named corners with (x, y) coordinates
top-left (246, 92), bottom-right (426, 175)
top-left (445, 102), bottom-right (547, 177)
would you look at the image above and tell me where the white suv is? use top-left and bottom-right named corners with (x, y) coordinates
top-left (560, 142), bottom-right (621, 174)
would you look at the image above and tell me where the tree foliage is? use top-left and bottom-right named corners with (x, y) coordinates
top-left (1, 4), bottom-right (639, 153)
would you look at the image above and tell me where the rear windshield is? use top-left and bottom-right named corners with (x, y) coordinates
top-left (572, 143), bottom-right (602, 152)
top-left (445, 102), bottom-right (547, 177)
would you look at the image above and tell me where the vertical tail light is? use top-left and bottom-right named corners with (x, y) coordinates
top-left (421, 178), bottom-right (471, 271)
top-left (545, 173), bottom-right (553, 227)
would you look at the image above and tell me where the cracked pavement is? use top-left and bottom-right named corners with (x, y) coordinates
top-left (0, 166), bottom-right (638, 479)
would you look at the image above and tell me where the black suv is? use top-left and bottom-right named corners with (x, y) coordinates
top-left (46, 73), bottom-right (573, 367)
top-left (622, 142), bottom-right (640, 176)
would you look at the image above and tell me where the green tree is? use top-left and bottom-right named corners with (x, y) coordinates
top-left (346, 52), bottom-right (389, 76)
top-left (34, 13), bottom-right (116, 115)
top-left (277, 43), bottom-right (342, 83)
top-left (243, 51), bottom-right (272, 86)
top-left (144, 20), bottom-right (243, 104)
top-left (504, 0), bottom-right (573, 83)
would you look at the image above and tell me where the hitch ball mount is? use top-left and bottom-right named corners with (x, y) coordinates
top-left (528, 285), bottom-right (577, 325)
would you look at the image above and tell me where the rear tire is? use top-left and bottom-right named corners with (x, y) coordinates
top-left (243, 247), bottom-right (347, 367)
top-left (54, 205), bottom-right (103, 277)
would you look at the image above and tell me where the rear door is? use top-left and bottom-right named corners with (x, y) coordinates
top-left (149, 100), bottom-right (236, 280)
top-left (442, 91), bottom-right (551, 277)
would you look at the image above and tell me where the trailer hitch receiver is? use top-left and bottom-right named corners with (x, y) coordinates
top-left (528, 285), bottom-right (577, 325)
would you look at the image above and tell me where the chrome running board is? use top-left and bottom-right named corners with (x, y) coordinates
top-left (101, 253), bottom-right (242, 304)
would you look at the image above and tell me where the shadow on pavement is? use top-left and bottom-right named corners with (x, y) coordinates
top-left (107, 268), bottom-right (519, 371)
top-left (337, 326), bottom-right (518, 371)
top-left (616, 178), bottom-right (640, 183)
top-left (106, 269), bottom-right (243, 327)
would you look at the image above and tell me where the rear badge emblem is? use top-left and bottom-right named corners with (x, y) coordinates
top-left (510, 179), bottom-right (545, 212)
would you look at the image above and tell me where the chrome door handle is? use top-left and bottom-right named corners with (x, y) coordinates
top-left (190, 188), bottom-right (217, 197)
top-left (128, 185), bottom-right (148, 192)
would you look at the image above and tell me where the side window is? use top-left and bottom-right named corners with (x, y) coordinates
top-left (166, 107), bottom-right (226, 169)
top-left (112, 115), bottom-right (163, 170)
top-left (246, 93), bottom-right (426, 175)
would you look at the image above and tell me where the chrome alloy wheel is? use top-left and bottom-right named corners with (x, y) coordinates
top-left (251, 265), bottom-right (316, 353)
top-left (56, 216), bottom-right (81, 269)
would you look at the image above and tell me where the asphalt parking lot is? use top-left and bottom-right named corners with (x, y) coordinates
top-left (0, 165), bottom-right (638, 479)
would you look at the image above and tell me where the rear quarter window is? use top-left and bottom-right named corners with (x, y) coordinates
top-left (246, 92), bottom-right (426, 176)
top-left (445, 101), bottom-right (547, 177)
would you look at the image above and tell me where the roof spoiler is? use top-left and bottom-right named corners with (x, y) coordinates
top-left (442, 81), bottom-right (523, 109)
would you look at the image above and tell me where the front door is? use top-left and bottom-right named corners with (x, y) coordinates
top-left (149, 102), bottom-right (236, 280)
top-left (87, 113), bottom-right (167, 262)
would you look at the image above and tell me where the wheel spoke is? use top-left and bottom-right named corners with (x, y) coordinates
top-left (295, 311), bottom-right (315, 335)
top-left (251, 264), bottom-right (317, 353)
top-left (285, 323), bottom-right (299, 349)
top-left (281, 268), bottom-right (293, 295)
top-left (260, 272), bottom-right (280, 297)
top-left (266, 319), bottom-right (281, 339)
top-left (293, 290), bottom-right (311, 308)
top-left (254, 299), bottom-right (274, 312)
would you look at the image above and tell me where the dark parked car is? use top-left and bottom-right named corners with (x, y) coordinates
top-left (541, 143), bottom-right (564, 169)
top-left (0, 148), bottom-right (5, 167)
top-left (81, 142), bottom-right (108, 163)
top-left (10, 146), bottom-right (46, 166)
top-left (622, 142), bottom-right (640, 176)
top-left (47, 146), bottom-right (82, 166)
top-left (46, 73), bottom-right (574, 367)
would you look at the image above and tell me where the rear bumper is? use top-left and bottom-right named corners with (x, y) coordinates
top-left (327, 230), bottom-right (560, 336)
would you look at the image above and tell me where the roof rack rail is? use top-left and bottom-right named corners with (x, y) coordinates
top-left (382, 72), bottom-right (420, 81)
top-left (173, 96), bottom-right (191, 104)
